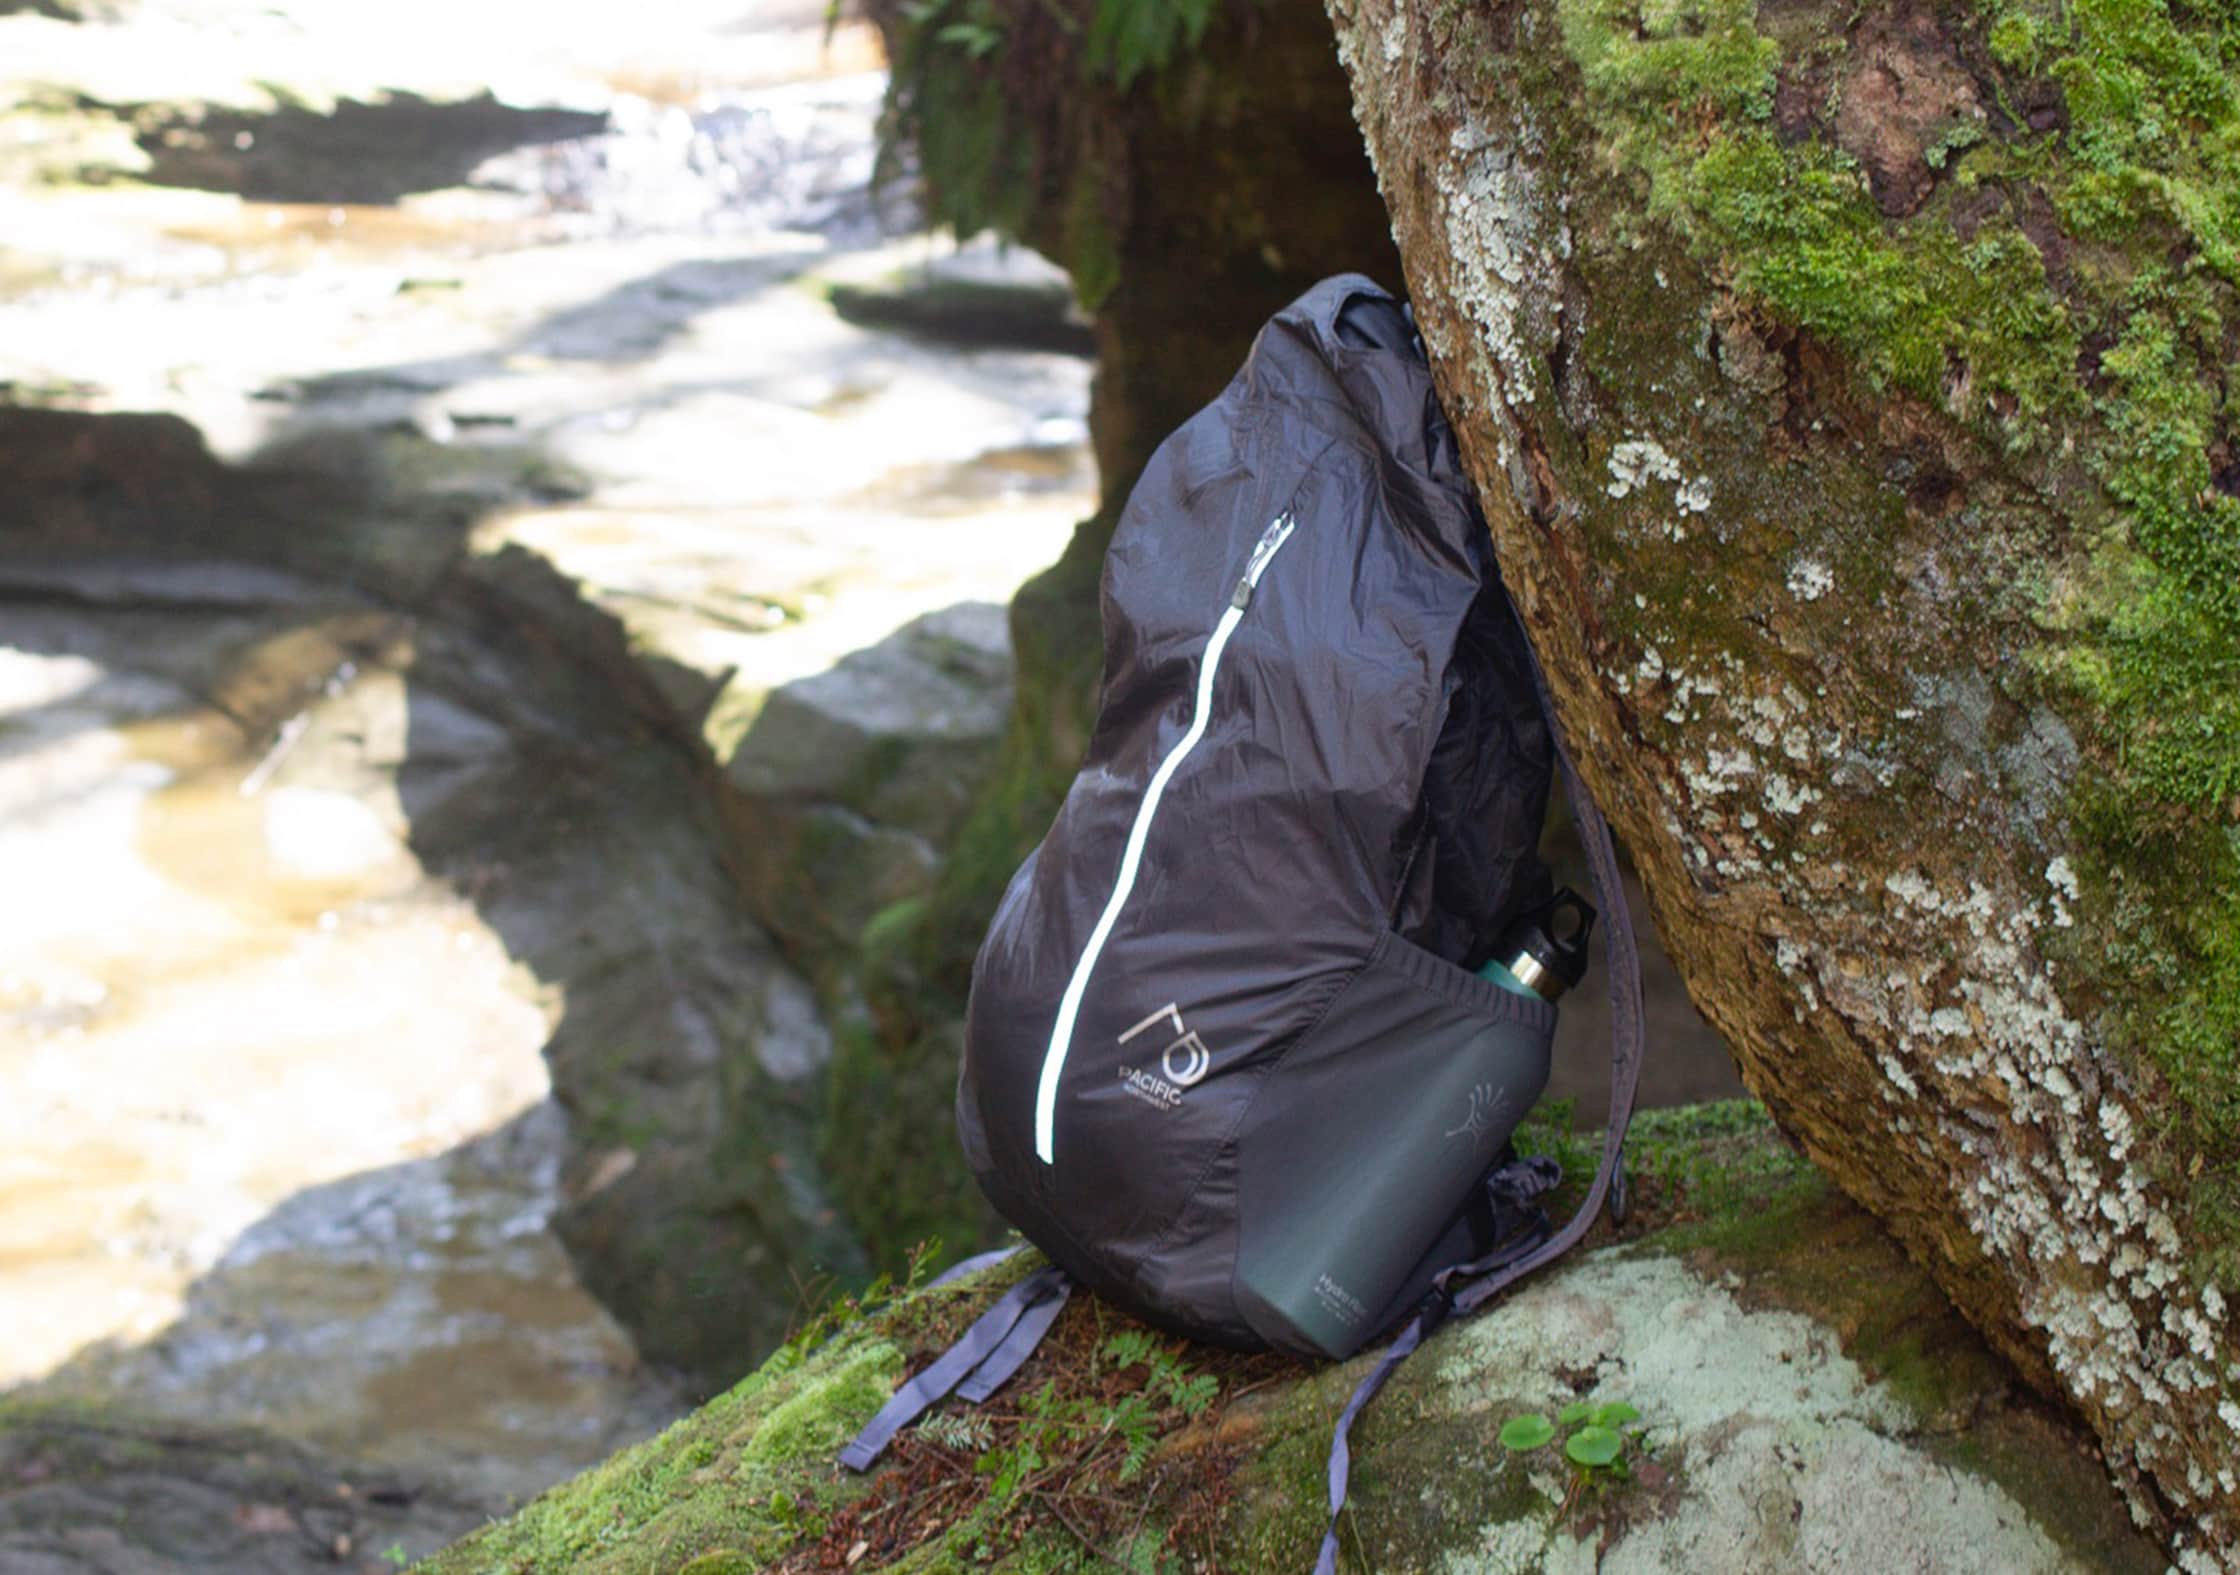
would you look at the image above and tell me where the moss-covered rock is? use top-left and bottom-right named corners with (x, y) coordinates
top-left (724, 604), bottom-right (1016, 976)
top-left (1323, 0), bottom-right (2240, 1559)
top-left (421, 1104), bottom-right (2160, 1574)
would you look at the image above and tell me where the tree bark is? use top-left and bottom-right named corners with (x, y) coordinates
top-left (1327, 0), bottom-right (2239, 1563)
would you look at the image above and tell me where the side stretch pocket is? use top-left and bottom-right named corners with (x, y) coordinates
top-left (1231, 931), bottom-right (1556, 1358)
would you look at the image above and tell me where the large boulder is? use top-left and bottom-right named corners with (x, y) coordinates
top-left (1322, 0), bottom-right (2239, 1561)
top-left (725, 603), bottom-right (1016, 974)
top-left (419, 1105), bottom-right (2163, 1573)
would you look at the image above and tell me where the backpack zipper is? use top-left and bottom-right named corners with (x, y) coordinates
top-left (1034, 513), bottom-right (1298, 1164)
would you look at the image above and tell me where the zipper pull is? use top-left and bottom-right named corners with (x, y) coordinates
top-left (1232, 514), bottom-right (1297, 609)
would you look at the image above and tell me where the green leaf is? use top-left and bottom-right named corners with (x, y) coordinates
top-left (1169, 1373), bottom-right (1219, 1418)
top-left (1497, 1413), bottom-right (1555, 1451)
top-left (1565, 1424), bottom-right (1623, 1468)
top-left (1557, 1401), bottom-right (1592, 1426)
top-left (1590, 1401), bottom-right (1641, 1428)
top-left (1102, 1330), bottom-right (1156, 1370)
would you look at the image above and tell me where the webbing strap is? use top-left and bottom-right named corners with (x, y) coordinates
top-left (838, 1263), bottom-right (1070, 1471)
top-left (1314, 602), bottom-right (1648, 1570)
top-left (1312, 1158), bottom-right (1561, 1575)
top-left (1448, 616), bottom-right (1646, 1317)
top-left (958, 1272), bottom-right (1072, 1402)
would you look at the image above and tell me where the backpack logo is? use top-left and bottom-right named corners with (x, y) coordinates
top-left (1445, 1081), bottom-right (1508, 1143)
top-left (1115, 1002), bottom-right (1211, 1109)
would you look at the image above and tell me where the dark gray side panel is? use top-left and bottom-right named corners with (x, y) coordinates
top-left (1232, 931), bottom-right (1554, 1358)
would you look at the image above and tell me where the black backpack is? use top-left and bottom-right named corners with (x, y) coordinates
top-left (842, 276), bottom-right (1644, 1570)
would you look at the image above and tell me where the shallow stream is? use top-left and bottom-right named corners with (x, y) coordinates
top-left (0, 1), bottom-right (1092, 1559)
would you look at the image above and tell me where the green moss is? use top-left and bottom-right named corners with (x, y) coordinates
top-left (1624, 1097), bottom-right (1818, 1214)
top-left (1516, 1097), bottom-right (1817, 1226)
top-left (818, 1015), bottom-right (1003, 1269)
top-left (420, 1333), bottom-right (901, 1574)
top-left (1549, 0), bottom-right (2240, 1292)
top-left (1214, 1369), bottom-right (1364, 1570)
top-left (740, 1344), bottom-right (902, 1467)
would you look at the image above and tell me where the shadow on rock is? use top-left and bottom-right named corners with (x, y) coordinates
top-left (0, 400), bottom-right (877, 1560)
top-left (87, 91), bottom-right (607, 206)
top-left (252, 252), bottom-right (822, 441)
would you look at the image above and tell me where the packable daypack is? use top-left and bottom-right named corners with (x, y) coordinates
top-left (842, 276), bottom-right (1645, 1570)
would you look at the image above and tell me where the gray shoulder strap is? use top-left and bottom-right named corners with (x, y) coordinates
top-left (1315, 606), bottom-right (1647, 1573)
top-left (1453, 628), bottom-right (1644, 1311)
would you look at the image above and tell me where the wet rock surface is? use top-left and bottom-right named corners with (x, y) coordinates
top-left (0, 1406), bottom-right (489, 1575)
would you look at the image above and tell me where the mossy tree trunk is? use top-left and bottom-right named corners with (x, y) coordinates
top-left (1326, 0), bottom-right (2240, 1562)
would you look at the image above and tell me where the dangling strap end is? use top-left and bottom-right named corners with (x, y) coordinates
top-left (836, 1263), bottom-right (1071, 1473)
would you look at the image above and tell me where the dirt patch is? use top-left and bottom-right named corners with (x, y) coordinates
top-left (2011, 182), bottom-right (2080, 297)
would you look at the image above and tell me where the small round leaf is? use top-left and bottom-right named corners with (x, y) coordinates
top-left (1565, 1424), bottom-right (1623, 1468)
top-left (1498, 1413), bottom-right (1555, 1452)
top-left (1590, 1401), bottom-right (1641, 1428)
top-left (1556, 1401), bottom-right (1592, 1427)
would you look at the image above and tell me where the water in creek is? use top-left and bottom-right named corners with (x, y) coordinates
top-left (0, 596), bottom-right (669, 1504)
top-left (0, 0), bottom-right (1094, 1558)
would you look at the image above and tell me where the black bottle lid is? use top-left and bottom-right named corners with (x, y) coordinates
top-left (1492, 888), bottom-right (1596, 1000)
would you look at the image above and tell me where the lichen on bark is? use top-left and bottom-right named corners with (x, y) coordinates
top-left (1325, 0), bottom-right (2240, 1561)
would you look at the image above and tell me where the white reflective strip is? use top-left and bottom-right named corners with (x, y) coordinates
top-left (1242, 514), bottom-right (1295, 587)
top-left (1032, 514), bottom-right (1297, 1165)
